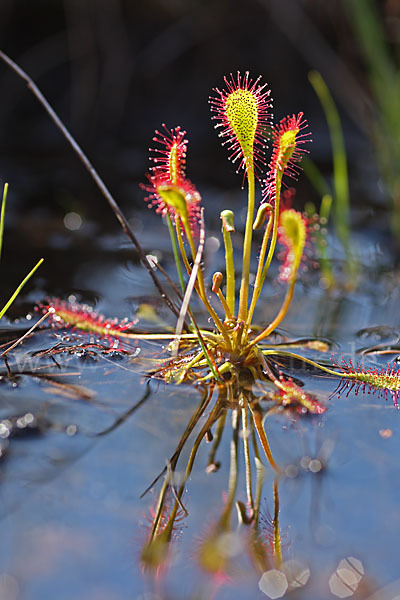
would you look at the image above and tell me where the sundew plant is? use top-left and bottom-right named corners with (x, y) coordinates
top-left (3, 60), bottom-right (400, 578)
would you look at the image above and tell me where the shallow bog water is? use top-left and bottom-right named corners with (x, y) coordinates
top-left (1, 203), bottom-right (400, 600)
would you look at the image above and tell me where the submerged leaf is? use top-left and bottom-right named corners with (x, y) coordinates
top-left (275, 376), bottom-right (326, 415)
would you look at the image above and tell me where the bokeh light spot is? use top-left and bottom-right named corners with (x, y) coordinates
top-left (259, 569), bottom-right (288, 598)
top-left (64, 211), bottom-right (83, 231)
top-left (329, 557), bottom-right (364, 597)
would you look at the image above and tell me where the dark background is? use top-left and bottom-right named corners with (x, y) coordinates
top-left (0, 0), bottom-right (396, 301)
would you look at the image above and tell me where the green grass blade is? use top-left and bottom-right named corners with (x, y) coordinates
top-left (309, 70), bottom-right (351, 251)
top-left (0, 183), bottom-right (8, 261)
top-left (0, 258), bottom-right (44, 321)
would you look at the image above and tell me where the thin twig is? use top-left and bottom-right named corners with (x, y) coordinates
top-left (1, 308), bottom-right (54, 357)
top-left (154, 260), bottom-right (184, 303)
top-left (0, 183), bottom-right (8, 262)
top-left (0, 49), bottom-right (180, 321)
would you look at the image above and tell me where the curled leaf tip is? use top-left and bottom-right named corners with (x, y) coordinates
top-left (141, 125), bottom-right (202, 237)
top-left (212, 272), bottom-right (223, 293)
top-left (263, 112), bottom-right (311, 204)
top-left (253, 203), bottom-right (272, 230)
top-left (220, 209), bottom-right (235, 232)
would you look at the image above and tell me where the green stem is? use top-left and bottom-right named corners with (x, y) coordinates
top-left (166, 214), bottom-right (222, 380)
top-left (215, 288), bottom-right (232, 321)
top-left (238, 164), bottom-right (255, 322)
top-left (246, 211), bottom-right (273, 330)
top-left (261, 349), bottom-right (353, 379)
top-left (182, 219), bottom-right (213, 309)
top-left (260, 177), bottom-right (282, 289)
top-left (166, 212), bottom-right (186, 294)
top-left (248, 275), bottom-right (296, 347)
top-left (177, 218), bottom-right (232, 350)
top-left (0, 258), bottom-right (44, 321)
top-left (222, 226), bottom-right (235, 316)
top-left (190, 333), bottom-right (222, 382)
top-left (118, 332), bottom-right (210, 340)
top-left (246, 177), bottom-right (282, 323)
